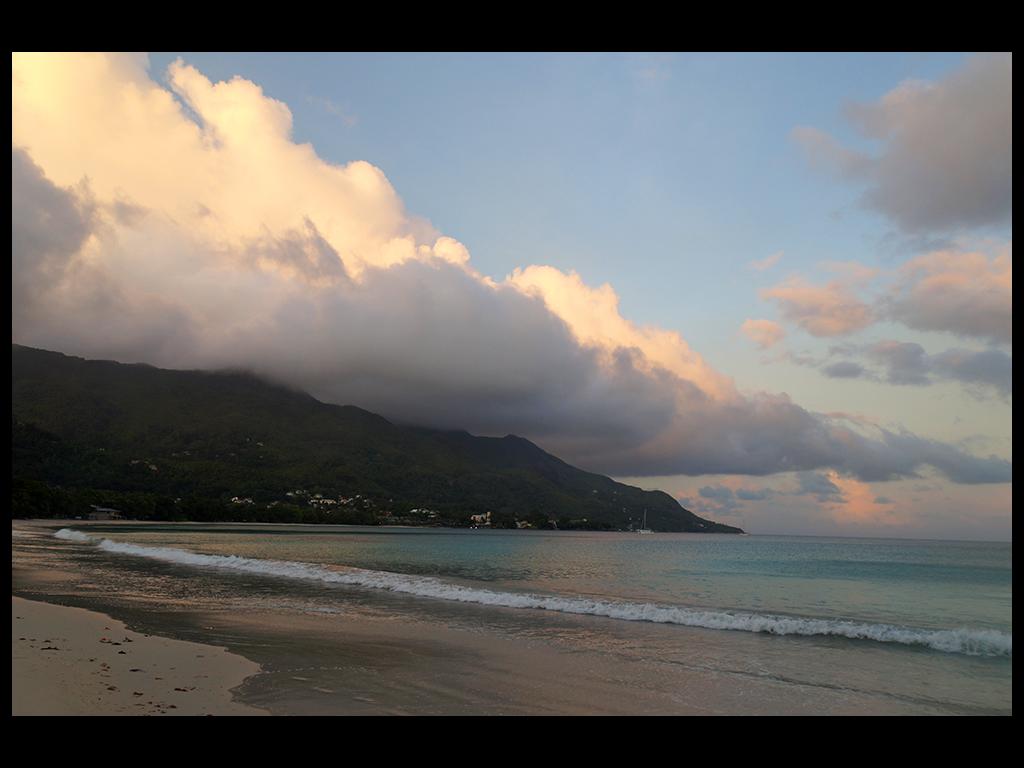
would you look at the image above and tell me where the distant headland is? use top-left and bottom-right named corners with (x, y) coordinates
top-left (12, 344), bottom-right (743, 533)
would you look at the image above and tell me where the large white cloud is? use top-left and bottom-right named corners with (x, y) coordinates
top-left (10, 53), bottom-right (1011, 485)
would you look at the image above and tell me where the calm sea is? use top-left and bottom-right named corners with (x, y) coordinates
top-left (16, 523), bottom-right (1012, 714)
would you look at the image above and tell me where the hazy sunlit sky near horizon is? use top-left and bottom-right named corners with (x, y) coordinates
top-left (12, 52), bottom-right (1012, 540)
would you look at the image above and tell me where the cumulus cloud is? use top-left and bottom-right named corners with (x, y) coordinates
top-left (882, 247), bottom-right (1012, 345)
top-left (740, 318), bottom-right (786, 349)
top-left (10, 53), bottom-right (1011, 487)
top-left (794, 53), bottom-right (1012, 233)
top-left (507, 265), bottom-right (732, 398)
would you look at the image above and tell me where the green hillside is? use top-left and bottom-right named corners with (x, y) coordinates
top-left (11, 344), bottom-right (742, 533)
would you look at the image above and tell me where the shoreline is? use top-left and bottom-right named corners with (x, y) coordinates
top-left (12, 520), bottom-right (1011, 715)
top-left (13, 517), bottom-right (742, 535)
top-left (12, 595), bottom-right (267, 716)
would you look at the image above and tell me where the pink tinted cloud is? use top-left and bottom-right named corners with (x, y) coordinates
top-left (884, 246), bottom-right (1012, 345)
top-left (740, 318), bottom-right (786, 349)
top-left (761, 276), bottom-right (873, 337)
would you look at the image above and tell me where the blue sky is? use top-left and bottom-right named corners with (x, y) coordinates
top-left (146, 54), bottom-right (1003, 382)
top-left (147, 53), bottom-right (973, 290)
top-left (14, 52), bottom-right (1012, 539)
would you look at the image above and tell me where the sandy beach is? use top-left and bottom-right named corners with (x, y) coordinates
top-left (12, 596), bottom-right (266, 716)
top-left (12, 521), bottom-right (1012, 715)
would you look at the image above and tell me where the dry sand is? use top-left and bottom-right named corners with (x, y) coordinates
top-left (12, 596), bottom-right (266, 716)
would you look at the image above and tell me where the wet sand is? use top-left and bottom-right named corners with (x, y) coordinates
top-left (12, 596), bottom-right (267, 716)
top-left (12, 593), bottom-right (712, 716)
top-left (217, 608), bottom-right (716, 715)
top-left (13, 520), bottom-right (714, 715)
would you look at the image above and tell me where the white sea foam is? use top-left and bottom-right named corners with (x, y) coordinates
top-left (54, 528), bottom-right (95, 542)
top-left (54, 529), bottom-right (1013, 657)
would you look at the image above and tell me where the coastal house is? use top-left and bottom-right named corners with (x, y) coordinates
top-left (87, 505), bottom-right (122, 521)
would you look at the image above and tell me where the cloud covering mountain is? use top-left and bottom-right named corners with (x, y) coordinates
top-left (11, 53), bottom-right (1011, 485)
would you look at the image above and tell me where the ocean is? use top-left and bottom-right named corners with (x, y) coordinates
top-left (13, 522), bottom-right (1012, 715)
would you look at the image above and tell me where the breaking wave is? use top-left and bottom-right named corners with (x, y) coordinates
top-left (54, 529), bottom-right (1012, 658)
top-left (54, 528), bottom-right (95, 543)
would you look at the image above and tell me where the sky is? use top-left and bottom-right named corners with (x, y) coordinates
top-left (11, 52), bottom-right (1012, 540)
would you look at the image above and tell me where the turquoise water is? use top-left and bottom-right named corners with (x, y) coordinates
top-left (23, 524), bottom-right (1014, 713)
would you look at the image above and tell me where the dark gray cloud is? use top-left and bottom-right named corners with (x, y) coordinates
top-left (930, 348), bottom-right (1012, 398)
top-left (110, 199), bottom-right (148, 227)
top-left (243, 218), bottom-right (351, 283)
top-left (867, 341), bottom-right (932, 386)
top-left (12, 147), bottom-right (97, 335)
top-left (683, 483), bottom-right (780, 519)
top-left (795, 471), bottom-right (844, 501)
top-left (699, 485), bottom-right (735, 501)
top-left (581, 392), bottom-right (1010, 484)
top-left (735, 488), bottom-right (775, 501)
top-left (685, 486), bottom-right (743, 517)
top-left (795, 53), bottom-right (1012, 233)
top-left (11, 147), bottom-right (1012, 487)
top-left (12, 148), bottom-right (200, 367)
top-left (822, 361), bottom-right (868, 379)
top-left (883, 431), bottom-right (1011, 485)
top-left (795, 338), bottom-right (1010, 400)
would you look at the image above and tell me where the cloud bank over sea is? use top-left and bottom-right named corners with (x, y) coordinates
top-left (11, 53), bottom-right (1011, 485)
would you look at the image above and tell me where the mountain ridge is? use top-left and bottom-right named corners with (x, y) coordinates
top-left (11, 344), bottom-right (743, 533)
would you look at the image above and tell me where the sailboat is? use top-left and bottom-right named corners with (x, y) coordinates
top-left (637, 509), bottom-right (653, 534)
